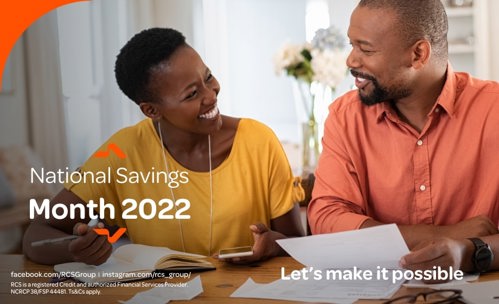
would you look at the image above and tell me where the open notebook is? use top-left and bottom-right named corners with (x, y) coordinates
top-left (54, 244), bottom-right (215, 283)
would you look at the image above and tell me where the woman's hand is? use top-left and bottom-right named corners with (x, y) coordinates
top-left (68, 222), bottom-right (113, 265)
top-left (217, 223), bottom-right (284, 264)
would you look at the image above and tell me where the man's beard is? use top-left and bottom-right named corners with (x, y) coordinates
top-left (351, 70), bottom-right (411, 106)
top-left (359, 79), bottom-right (390, 106)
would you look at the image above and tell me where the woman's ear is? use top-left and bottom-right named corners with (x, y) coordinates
top-left (139, 102), bottom-right (160, 119)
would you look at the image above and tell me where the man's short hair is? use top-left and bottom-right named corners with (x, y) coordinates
top-left (358, 0), bottom-right (448, 63)
top-left (115, 28), bottom-right (186, 105)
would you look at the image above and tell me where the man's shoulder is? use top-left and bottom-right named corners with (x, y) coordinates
top-left (455, 73), bottom-right (499, 114)
top-left (329, 90), bottom-right (378, 118)
top-left (458, 72), bottom-right (499, 94)
top-left (471, 78), bottom-right (499, 94)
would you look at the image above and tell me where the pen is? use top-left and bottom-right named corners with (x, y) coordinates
top-left (31, 218), bottom-right (100, 247)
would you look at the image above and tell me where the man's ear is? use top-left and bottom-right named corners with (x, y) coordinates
top-left (139, 102), bottom-right (160, 119)
top-left (411, 39), bottom-right (431, 69)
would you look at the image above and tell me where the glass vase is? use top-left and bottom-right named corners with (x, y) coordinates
top-left (301, 118), bottom-right (320, 175)
top-left (292, 80), bottom-right (323, 175)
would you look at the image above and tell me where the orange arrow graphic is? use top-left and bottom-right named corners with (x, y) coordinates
top-left (93, 143), bottom-right (126, 159)
top-left (93, 227), bottom-right (127, 244)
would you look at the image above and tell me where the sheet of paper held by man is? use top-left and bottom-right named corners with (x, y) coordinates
top-left (232, 224), bottom-right (410, 302)
top-left (277, 224), bottom-right (409, 270)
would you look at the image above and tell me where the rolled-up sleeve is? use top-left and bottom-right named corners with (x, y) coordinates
top-left (307, 100), bottom-right (370, 234)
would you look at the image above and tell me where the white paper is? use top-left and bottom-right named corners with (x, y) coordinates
top-left (231, 277), bottom-right (356, 304)
top-left (276, 224), bottom-right (410, 270)
top-left (119, 276), bottom-right (203, 304)
top-left (231, 275), bottom-right (404, 302)
top-left (404, 273), bottom-right (479, 288)
top-left (232, 224), bottom-right (409, 302)
top-left (450, 281), bottom-right (499, 304)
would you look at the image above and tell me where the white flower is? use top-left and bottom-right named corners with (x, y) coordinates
top-left (312, 26), bottom-right (346, 50)
top-left (311, 49), bottom-right (348, 89)
top-left (273, 43), bottom-right (308, 76)
top-left (273, 25), bottom-right (347, 89)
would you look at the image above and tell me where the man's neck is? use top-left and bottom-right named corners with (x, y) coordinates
top-left (393, 70), bottom-right (447, 133)
top-left (392, 99), bottom-right (434, 133)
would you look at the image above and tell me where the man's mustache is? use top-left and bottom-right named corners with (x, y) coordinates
top-left (350, 69), bottom-right (376, 82)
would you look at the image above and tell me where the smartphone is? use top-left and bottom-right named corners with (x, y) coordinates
top-left (218, 246), bottom-right (253, 259)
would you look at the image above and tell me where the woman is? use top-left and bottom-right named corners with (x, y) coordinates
top-left (23, 28), bottom-right (304, 265)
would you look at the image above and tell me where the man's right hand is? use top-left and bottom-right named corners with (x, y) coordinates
top-left (68, 222), bottom-right (113, 265)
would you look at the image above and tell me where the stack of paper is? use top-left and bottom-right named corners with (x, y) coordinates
top-left (450, 281), bottom-right (499, 304)
top-left (232, 275), bottom-right (403, 303)
top-left (232, 224), bottom-right (410, 303)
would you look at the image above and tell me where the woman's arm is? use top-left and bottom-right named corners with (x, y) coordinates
top-left (23, 189), bottom-right (112, 265)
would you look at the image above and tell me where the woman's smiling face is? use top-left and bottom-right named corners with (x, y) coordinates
top-left (147, 45), bottom-right (222, 134)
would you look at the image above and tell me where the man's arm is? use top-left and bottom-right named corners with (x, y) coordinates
top-left (308, 196), bottom-right (370, 234)
top-left (362, 216), bottom-right (498, 249)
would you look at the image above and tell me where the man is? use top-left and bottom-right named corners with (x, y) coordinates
top-left (308, 0), bottom-right (499, 274)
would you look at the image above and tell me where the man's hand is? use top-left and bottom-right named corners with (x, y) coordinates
top-left (400, 238), bottom-right (473, 283)
top-left (68, 222), bottom-right (113, 265)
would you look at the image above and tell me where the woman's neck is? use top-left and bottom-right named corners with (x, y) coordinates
top-left (155, 116), bottom-right (240, 171)
top-left (155, 120), bottom-right (212, 171)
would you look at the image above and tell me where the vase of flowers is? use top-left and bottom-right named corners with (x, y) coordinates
top-left (274, 25), bottom-right (348, 174)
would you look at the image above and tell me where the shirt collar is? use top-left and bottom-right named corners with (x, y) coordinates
top-left (434, 63), bottom-right (457, 117)
top-left (375, 102), bottom-right (395, 123)
top-left (375, 63), bottom-right (457, 123)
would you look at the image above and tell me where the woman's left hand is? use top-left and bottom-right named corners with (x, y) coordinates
top-left (217, 223), bottom-right (284, 264)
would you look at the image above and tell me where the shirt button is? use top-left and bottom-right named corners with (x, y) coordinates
top-left (435, 108), bottom-right (440, 113)
top-left (417, 140), bottom-right (423, 146)
top-left (420, 185), bottom-right (426, 191)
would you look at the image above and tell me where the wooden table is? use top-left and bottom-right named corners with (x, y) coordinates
top-left (1, 254), bottom-right (498, 304)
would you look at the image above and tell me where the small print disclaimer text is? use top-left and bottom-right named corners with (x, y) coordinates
top-left (9, 271), bottom-right (190, 296)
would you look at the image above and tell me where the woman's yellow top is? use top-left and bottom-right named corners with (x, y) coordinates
top-left (66, 118), bottom-right (303, 255)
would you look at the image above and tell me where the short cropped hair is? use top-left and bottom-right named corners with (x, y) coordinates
top-left (115, 28), bottom-right (186, 104)
top-left (358, 0), bottom-right (448, 63)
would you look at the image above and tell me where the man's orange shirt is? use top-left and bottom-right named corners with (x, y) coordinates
top-left (309, 65), bottom-right (499, 234)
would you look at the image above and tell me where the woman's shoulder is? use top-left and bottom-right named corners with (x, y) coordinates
top-left (101, 119), bottom-right (154, 152)
top-left (230, 117), bottom-right (280, 148)
top-left (110, 119), bottom-right (152, 139)
top-left (236, 118), bottom-right (275, 136)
